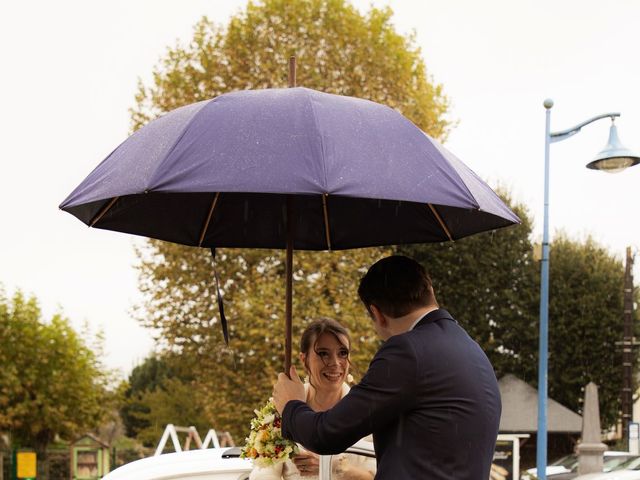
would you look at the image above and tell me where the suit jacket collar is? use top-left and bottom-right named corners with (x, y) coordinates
top-left (413, 308), bottom-right (456, 330)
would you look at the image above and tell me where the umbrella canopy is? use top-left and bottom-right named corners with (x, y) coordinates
top-left (61, 84), bottom-right (520, 370)
top-left (60, 87), bottom-right (519, 249)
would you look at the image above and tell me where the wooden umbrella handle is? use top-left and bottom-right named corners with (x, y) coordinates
top-left (285, 197), bottom-right (294, 376)
top-left (289, 56), bottom-right (296, 88)
top-left (285, 56), bottom-right (296, 375)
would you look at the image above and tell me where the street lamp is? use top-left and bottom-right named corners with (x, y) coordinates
top-left (537, 99), bottom-right (640, 479)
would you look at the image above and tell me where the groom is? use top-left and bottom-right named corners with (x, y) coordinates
top-left (273, 255), bottom-right (501, 479)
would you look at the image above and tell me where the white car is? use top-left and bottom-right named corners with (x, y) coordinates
top-left (521, 452), bottom-right (633, 479)
top-left (574, 456), bottom-right (640, 480)
top-left (103, 440), bottom-right (376, 480)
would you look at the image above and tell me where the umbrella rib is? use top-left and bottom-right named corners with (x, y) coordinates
top-left (428, 204), bottom-right (453, 241)
top-left (322, 193), bottom-right (332, 251)
top-left (90, 197), bottom-right (119, 227)
top-left (198, 192), bottom-right (221, 247)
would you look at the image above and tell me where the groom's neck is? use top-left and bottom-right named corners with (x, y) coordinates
top-left (388, 304), bottom-right (439, 336)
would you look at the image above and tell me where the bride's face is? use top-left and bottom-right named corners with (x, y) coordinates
top-left (302, 332), bottom-right (350, 393)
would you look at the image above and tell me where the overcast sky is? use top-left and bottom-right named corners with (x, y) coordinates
top-left (2, 0), bottom-right (639, 377)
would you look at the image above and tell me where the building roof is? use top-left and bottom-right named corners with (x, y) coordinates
top-left (499, 374), bottom-right (582, 433)
top-left (71, 433), bottom-right (109, 448)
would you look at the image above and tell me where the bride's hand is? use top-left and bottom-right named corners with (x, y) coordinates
top-left (292, 451), bottom-right (319, 477)
top-left (332, 455), bottom-right (375, 480)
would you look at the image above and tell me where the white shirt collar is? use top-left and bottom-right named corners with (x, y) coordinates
top-left (408, 306), bottom-right (439, 331)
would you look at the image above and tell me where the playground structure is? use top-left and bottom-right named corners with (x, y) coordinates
top-left (154, 425), bottom-right (234, 457)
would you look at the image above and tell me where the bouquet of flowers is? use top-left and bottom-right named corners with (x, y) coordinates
top-left (241, 398), bottom-right (299, 467)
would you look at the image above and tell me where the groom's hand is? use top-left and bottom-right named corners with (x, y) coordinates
top-left (273, 365), bottom-right (306, 414)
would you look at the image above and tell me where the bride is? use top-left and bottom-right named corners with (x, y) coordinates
top-left (249, 318), bottom-right (375, 480)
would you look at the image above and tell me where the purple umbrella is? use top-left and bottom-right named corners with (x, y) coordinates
top-left (60, 77), bottom-right (519, 370)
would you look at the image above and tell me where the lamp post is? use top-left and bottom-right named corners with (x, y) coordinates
top-left (621, 247), bottom-right (636, 447)
top-left (537, 99), bottom-right (640, 480)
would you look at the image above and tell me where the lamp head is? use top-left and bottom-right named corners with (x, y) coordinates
top-left (586, 122), bottom-right (640, 173)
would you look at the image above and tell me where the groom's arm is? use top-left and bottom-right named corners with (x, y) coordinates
top-left (281, 334), bottom-right (418, 454)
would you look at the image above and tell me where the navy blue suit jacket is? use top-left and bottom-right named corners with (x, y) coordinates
top-left (282, 309), bottom-right (501, 479)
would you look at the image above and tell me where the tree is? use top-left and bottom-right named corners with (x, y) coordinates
top-left (128, 0), bottom-right (636, 431)
top-left (119, 353), bottom-right (211, 447)
top-left (131, 0), bottom-right (450, 138)
top-left (398, 192), bottom-right (539, 380)
top-left (547, 235), bottom-right (629, 427)
top-left (132, 0), bottom-right (449, 439)
top-left (119, 355), bottom-right (175, 439)
top-left (129, 377), bottom-right (211, 449)
top-left (0, 289), bottom-right (111, 454)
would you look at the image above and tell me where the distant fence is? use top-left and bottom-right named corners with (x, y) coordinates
top-left (0, 446), bottom-right (149, 480)
top-left (0, 448), bottom-right (69, 480)
top-left (1, 449), bottom-right (8, 480)
top-left (40, 448), bottom-right (70, 480)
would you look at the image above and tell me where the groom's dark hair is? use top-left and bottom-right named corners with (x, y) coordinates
top-left (358, 255), bottom-right (436, 318)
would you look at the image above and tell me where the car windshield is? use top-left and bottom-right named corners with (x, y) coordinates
top-left (565, 454), bottom-right (637, 473)
top-left (610, 456), bottom-right (640, 471)
top-left (603, 455), bottom-right (636, 472)
top-left (550, 454), bottom-right (577, 468)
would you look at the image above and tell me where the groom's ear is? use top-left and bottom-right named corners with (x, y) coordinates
top-left (370, 304), bottom-right (387, 327)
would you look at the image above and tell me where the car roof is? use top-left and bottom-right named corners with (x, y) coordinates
top-left (103, 448), bottom-right (252, 480)
top-left (103, 440), bottom-right (375, 480)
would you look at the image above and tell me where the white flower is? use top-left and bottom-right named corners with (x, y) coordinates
top-left (262, 414), bottom-right (275, 424)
